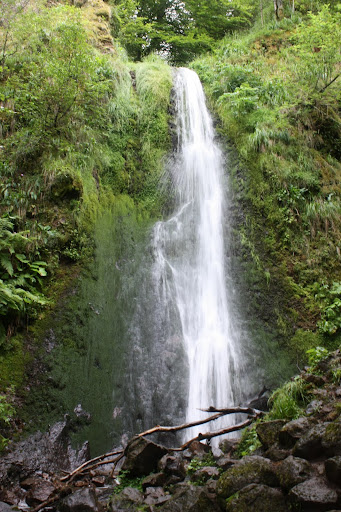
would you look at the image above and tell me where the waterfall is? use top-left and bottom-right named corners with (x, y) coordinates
top-left (151, 68), bottom-right (243, 441)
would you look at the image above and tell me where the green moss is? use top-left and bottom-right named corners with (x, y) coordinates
top-left (0, 335), bottom-right (30, 391)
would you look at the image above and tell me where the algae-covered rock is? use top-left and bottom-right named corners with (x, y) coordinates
top-left (277, 455), bottom-right (312, 491)
top-left (216, 456), bottom-right (278, 499)
top-left (225, 484), bottom-right (287, 512)
top-left (256, 419), bottom-right (287, 449)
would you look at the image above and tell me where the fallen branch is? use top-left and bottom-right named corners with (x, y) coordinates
top-left (172, 417), bottom-right (255, 451)
top-left (138, 405), bottom-right (261, 438)
top-left (60, 449), bottom-right (123, 482)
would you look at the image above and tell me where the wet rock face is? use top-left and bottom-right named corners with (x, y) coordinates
top-left (0, 417), bottom-right (89, 490)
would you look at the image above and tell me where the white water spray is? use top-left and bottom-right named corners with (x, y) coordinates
top-left (152, 68), bottom-right (243, 440)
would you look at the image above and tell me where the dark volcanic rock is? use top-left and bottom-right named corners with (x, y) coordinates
top-left (121, 436), bottom-right (168, 477)
top-left (277, 455), bottom-right (313, 491)
top-left (289, 478), bottom-right (338, 510)
top-left (225, 484), bottom-right (287, 512)
top-left (59, 487), bottom-right (98, 512)
top-left (216, 456), bottom-right (279, 499)
top-left (325, 456), bottom-right (341, 484)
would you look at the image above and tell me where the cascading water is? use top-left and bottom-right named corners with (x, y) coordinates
top-left (151, 68), bottom-right (243, 440)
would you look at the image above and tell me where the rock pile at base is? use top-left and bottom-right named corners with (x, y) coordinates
top-left (0, 349), bottom-right (341, 511)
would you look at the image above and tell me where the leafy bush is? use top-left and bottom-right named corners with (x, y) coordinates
top-left (268, 377), bottom-right (308, 420)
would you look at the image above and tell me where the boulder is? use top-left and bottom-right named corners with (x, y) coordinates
top-left (121, 436), bottom-right (168, 477)
top-left (225, 484), bottom-right (287, 512)
top-left (144, 487), bottom-right (171, 506)
top-left (322, 418), bottom-right (341, 455)
top-left (26, 479), bottom-right (55, 506)
top-left (142, 472), bottom-right (167, 490)
top-left (325, 456), bottom-right (341, 484)
top-left (0, 503), bottom-right (14, 512)
top-left (216, 456), bottom-right (279, 499)
top-left (59, 488), bottom-right (99, 512)
top-left (277, 456), bottom-right (312, 491)
top-left (293, 424), bottom-right (328, 459)
top-left (110, 487), bottom-right (143, 512)
top-left (289, 478), bottom-right (338, 510)
top-left (190, 467), bottom-right (220, 484)
top-left (256, 420), bottom-right (287, 449)
top-left (216, 456), bottom-right (237, 471)
top-left (279, 417), bottom-right (311, 448)
top-left (157, 484), bottom-right (219, 512)
top-left (158, 453), bottom-right (186, 479)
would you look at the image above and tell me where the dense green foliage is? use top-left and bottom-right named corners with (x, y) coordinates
top-left (112, 0), bottom-right (257, 63)
top-left (191, 3), bottom-right (341, 359)
top-left (0, 1), bottom-right (172, 346)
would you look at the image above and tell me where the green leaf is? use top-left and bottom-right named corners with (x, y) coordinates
top-left (0, 256), bottom-right (13, 277)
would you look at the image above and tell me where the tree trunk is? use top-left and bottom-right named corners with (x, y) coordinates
top-left (274, 0), bottom-right (284, 19)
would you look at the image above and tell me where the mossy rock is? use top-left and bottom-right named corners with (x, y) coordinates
top-left (216, 456), bottom-right (279, 500)
top-left (256, 419), bottom-right (287, 449)
top-left (225, 484), bottom-right (287, 512)
top-left (322, 417), bottom-right (341, 455)
top-left (277, 455), bottom-right (312, 491)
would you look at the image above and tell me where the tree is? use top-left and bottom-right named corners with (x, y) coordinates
top-left (114, 0), bottom-right (257, 63)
